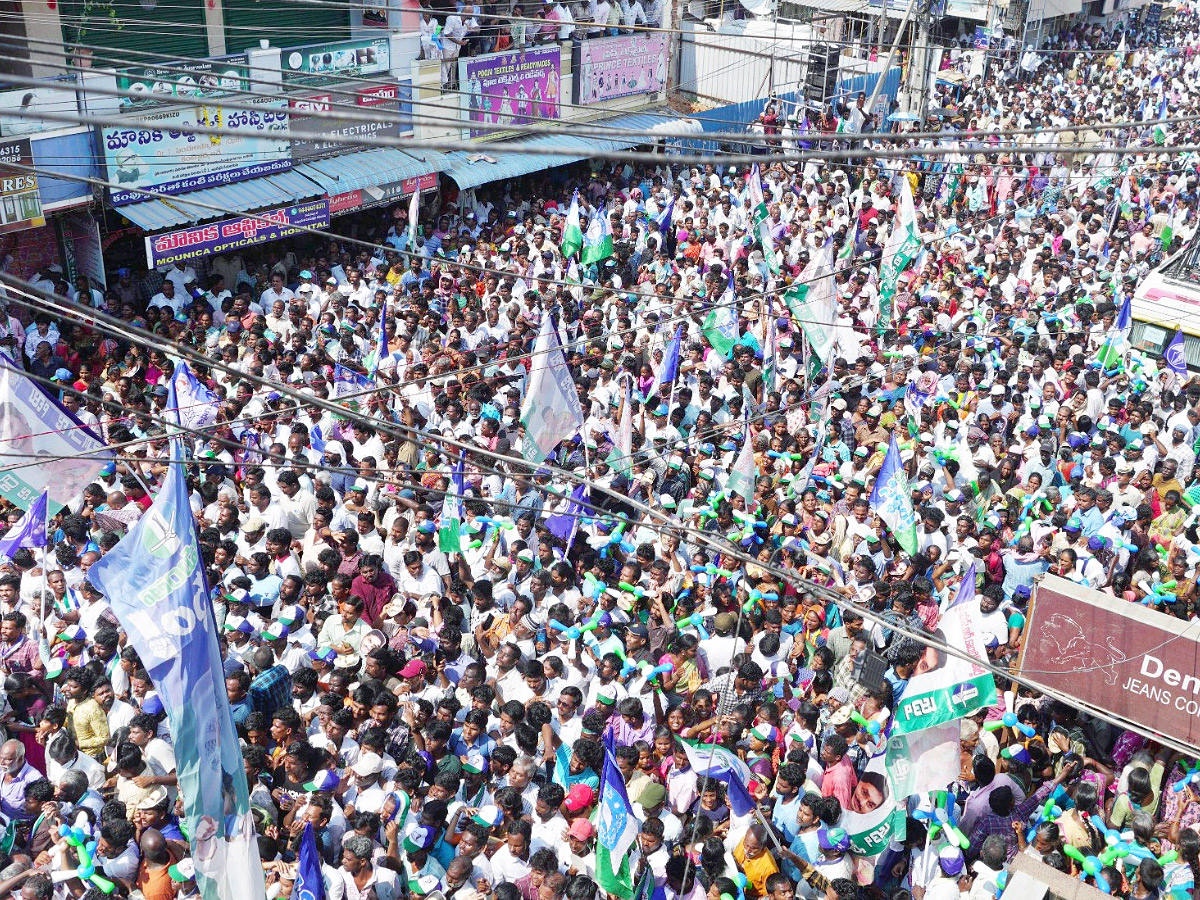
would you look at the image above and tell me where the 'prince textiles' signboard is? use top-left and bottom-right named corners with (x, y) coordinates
top-left (573, 34), bottom-right (668, 104)
top-left (1021, 575), bottom-right (1200, 747)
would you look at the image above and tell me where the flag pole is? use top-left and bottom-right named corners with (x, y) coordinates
top-left (40, 496), bottom-right (49, 630)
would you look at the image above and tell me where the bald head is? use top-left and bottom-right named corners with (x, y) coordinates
top-left (139, 827), bottom-right (169, 864)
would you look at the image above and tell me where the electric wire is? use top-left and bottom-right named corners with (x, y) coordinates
top-left (0, 57), bottom-right (1192, 151)
top-left (3, 148), bottom-right (1109, 441)
top-left (4, 270), bottom-right (1198, 757)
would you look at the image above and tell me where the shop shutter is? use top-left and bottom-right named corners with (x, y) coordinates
top-left (220, 0), bottom-right (351, 55)
top-left (59, 0), bottom-right (210, 63)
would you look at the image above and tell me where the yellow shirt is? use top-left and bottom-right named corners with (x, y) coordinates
top-left (68, 697), bottom-right (110, 758)
top-left (733, 839), bottom-right (780, 897)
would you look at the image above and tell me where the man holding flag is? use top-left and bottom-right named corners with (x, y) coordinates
top-left (562, 190), bottom-right (584, 260)
top-left (596, 752), bottom-right (640, 900)
top-left (86, 446), bottom-right (265, 900)
top-left (877, 177), bottom-right (921, 330)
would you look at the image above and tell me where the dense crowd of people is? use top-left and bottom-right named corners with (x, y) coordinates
top-left (4, 6), bottom-right (1200, 900)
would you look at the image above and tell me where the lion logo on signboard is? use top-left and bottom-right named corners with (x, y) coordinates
top-left (1032, 613), bottom-right (1127, 685)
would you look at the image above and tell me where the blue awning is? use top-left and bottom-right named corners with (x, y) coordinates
top-left (589, 111), bottom-right (704, 138)
top-left (115, 168), bottom-right (325, 231)
top-left (443, 110), bottom-right (700, 189)
top-left (293, 148), bottom-right (449, 193)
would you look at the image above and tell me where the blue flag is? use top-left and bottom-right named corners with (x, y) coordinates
top-left (869, 435), bottom-right (919, 556)
top-left (295, 823), bottom-right (326, 900)
top-left (0, 491), bottom-right (47, 560)
top-left (661, 324), bottom-right (683, 388)
top-left (368, 299), bottom-right (388, 381)
top-left (86, 462), bottom-right (265, 900)
top-left (170, 361), bottom-right (220, 431)
top-left (596, 752), bottom-right (639, 899)
top-left (545, 483), bottom-right (590, 552)
top-left (656, 195), bottom-right (676, 258)
top-left (1166, 328), bottom-right (1188, 377)
top-left (707, 766), bottom-right (755, 816)
top-left (946, 561), bottom-right (976, 610)
top-left (1115, 295), bottom-right (1132, 331)
top-left (332, 364), bottom-right (371, 399)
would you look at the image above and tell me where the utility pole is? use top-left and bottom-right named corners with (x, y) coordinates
top-left (878, 0), bottom-right (888, 58)
top-left (906, 0), bottom-right (934, 117)
top-left (864, 0), bottom-right (915, 121)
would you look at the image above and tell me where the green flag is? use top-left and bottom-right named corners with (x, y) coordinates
top-left (561, 190), bottom-right (583, 259)
top-left (762, 299), bottom-right (777, 396)
top-left (520, 316), bottom-right (585, 462)
top-left (783, 282), bottom-right (809, 318)
top-left (878, 177), bottom-right (921, 329)
top-left (726, 419), bottom-right (757, 505)
top-left (795, 242), bottom-right (837, 365)
top-left (581, 204), bottom-right (614, 266)
top-left (703, 274), bottom-right (739, 358)
top-left (595, 755), bottom-right (638, 900)
top-left (838, 205), bottom-right (859, 263)
top-left (606, 378), bottom-right (634, 476)
top-left (437, 456), bottom-right (464, 553)
top-left (749, 164), bottom-right (780, 275)
top-left (1095, 296), bottom-right (1131, 371)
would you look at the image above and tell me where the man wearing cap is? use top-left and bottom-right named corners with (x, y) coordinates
top-left (926, 847), bottom-right (970, 900)
top-left (344, 752), bottom-right (388, 816)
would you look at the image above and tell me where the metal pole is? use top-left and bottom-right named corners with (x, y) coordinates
top-left (864, 0), bottom-right (916, 122)
top-left (879, 0), bottom-right (888, 62)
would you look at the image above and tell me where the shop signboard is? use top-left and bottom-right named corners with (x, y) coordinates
top-left (361, 0), bottom-right (390, 27)
top-left (0, 84), bottom-right (80, 138)
top-left (0, 139), bottom-right (44, 234)
top-left (1020, 575), bottom-right (1200, 747)
top-left (289, 82), bottom-right (405, 160)
top-left (115, 60), bottom-right (249, 111)
top-left (573, 34), bottom-right (668, 105)
top-left (328, 171), bottom-right (438, 215)
top-left (100, 97), bottom-right (291, 205)
top-left (282, 38), bottom-right (391, 87)
top-left (145, 198), bottom-right (329, 268)
top-left (460, 46), bottom-right (561, 140)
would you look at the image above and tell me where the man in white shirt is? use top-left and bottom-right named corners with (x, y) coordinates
top-left (148, 281), bottom-right (184, 316)
top-left (441, 13), bottom-right (467, 86)
top-left (162, 262), bottom-right (197, 293)
top-left (259, 272), bottom-right (294, 309)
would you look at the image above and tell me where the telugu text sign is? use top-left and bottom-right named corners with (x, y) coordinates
top-left (145, 199), bottom-right (330, 268)
top-left (1021, 575), bottom-right (1200, 749)
top-left (100, 97), bottom-right (291, 205)
top-left (574, 34), bottom-right (669, 104)
top-left (461, 46), bottom-right (561, 141)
